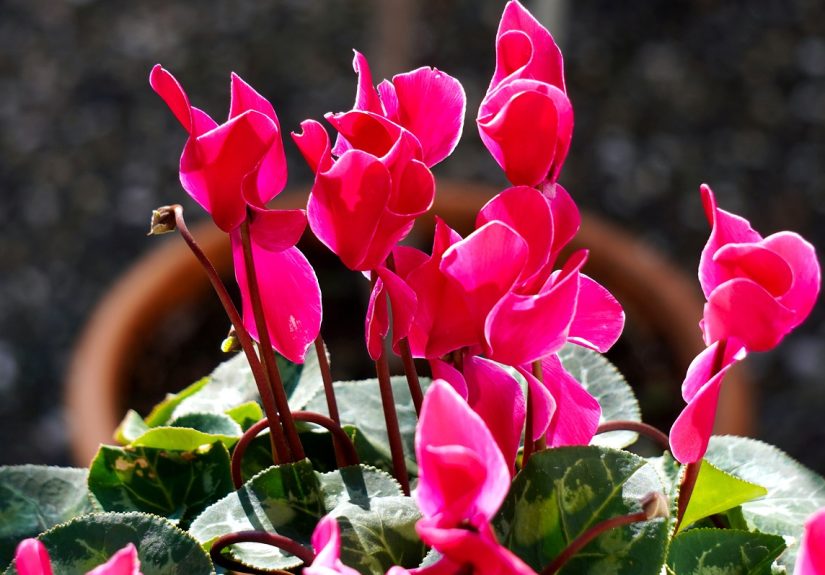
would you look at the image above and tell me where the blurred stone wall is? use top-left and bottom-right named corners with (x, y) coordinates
top-left (1, 0), bottom-right (823, 471)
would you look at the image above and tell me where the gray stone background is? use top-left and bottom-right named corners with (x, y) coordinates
top-left (1, 0), bottom-right (824, 471)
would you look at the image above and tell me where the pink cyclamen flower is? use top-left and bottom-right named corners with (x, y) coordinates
top-left (796, 508), bottom-right (825, 575)
top-left (293, 52), bottom-right (466, 272)
top-left (15, 540), bottom-right (142, 575)
top-left (669, 338), bottom-right (747, 464)
top-left (478, 0), bottom-right (573, 188)
top-left (304, 516), bottom-right (360, 575)
top-left (699, 184), bottom-right (820, 352)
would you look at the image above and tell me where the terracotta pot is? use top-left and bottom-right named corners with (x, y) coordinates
top-left (65, 180), bottom-right (753, 465)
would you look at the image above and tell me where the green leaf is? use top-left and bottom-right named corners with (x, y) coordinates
top-left (130, 426), bottom-right (240, 450)
top-left (114, 410), bottom-right (151, 445)
top-left (88, 442), bottom-right (233, 529)
top-left (667, 529), bottom-right (786, 575)
top-left (145, 377), bottom-right (209, 427)
top-left (331, 498), bottom-right (425, 575)
top-left (494, 446), bottom-right (669, 575)
top-left (305, 377), bottom-right (426, 475)
top-left (317, 465), bottom-right (403, 509)
top-left (0, 466), bottom-right (95, 567)
top-left (678, 459), bottom-right (767, 532)
top-left (557, 344), bottom-right (642, 449)
top-left (188, 460), bottom-right (324, 572)
top-left (225, 401), bottom-right (264, 430)
top-left (3, 512), bottom-right (213, 575)
top-left (705, 435), bottom-right (825, 569)
top-left (169, 412), bottom-right (243, 437)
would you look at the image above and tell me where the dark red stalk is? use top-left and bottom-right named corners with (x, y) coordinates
top-left (674, 338), bottom-right (728, 530)
top-left (154, 205), bottom-right (288, 465)
top-left (210, 531), bottom-right (315, 574)
top-left (371, 269), bottom-right (411, 495)
top-left (239, 218), bottom-right (304, 461)
top-left (522, 360), bottom-right (546, 468)
top-left (596, 420), bottom-right (670, 451)
top-left (385, 253), bottom-right (423, 416)
top-left (313, 335), bottom-right (349, 467)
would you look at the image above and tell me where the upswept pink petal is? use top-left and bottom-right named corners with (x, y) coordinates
top-left (698, 184), bottom-right (762, 298)
top-left (484, 250), bottom-right (586, 366)
top-left (382, 66), bottom-right (466, 167)
top-left (681, 339), bottom-right (746, 403)
top-left (306, 516), bottom-right (361, 575)
top-left (795, 508), bottom-right (825, 575)
top-left (331, 51), bottom-right (384, 157)
top-left (416, 381), bottom-right (510, 524)
top-left (763, 231), bottom-right (821, 325)
top-left (545, 184), bottom-right (580, 262)
top-left (463, 356), bottom-right (526, 474)
top-left (150, 65), bottom-right (197, 133)
top-left (440, 222), bottom-right (529, 341)
top-left (325, 110), bottom-right (415, 162)
top-left (490, 0), bottom-right (565, 91)
top-left (180, 110), bottom-right (277, 232)
top-left (232, 233), bottom-right (322, 364)
top-left (703, 278), bottom-right (797, 351)
top-left (429, 359), bottom-right (469, 399)
top-left (566, 274), bottom-right (625, 353)
top-left (391, 245), bottom-right (429, 278)
top-left (416, 521), bottom-right (537, 575)
top-left (247, 207), bottom-right (306, 252)
top-left (14, 539), bottom-right (53, 575)
top-left (229, 73), bottom-right (278, 123)
top-left (406, 220), bottom-right (476, 358)
top-left (713, 242), bottom-right (793, 298)
top-left (539, 354), bottom-right (601, 447)
top-left (86, 544), bottom-right (142, 575)
top-left (478, 81), bottom-right (572, 186)
top-left (306, 150), bottom-right (391, 270)
top-left (670, 370), bottom-right (725, 464)
top-left (516, 366), bottom-right (557, 442)
top-left (364, 266), bottom-right (417, 360)
top-left (292, 120), bottom-right (333, 174)
top-left (476, 186), bottom-right (553, 284)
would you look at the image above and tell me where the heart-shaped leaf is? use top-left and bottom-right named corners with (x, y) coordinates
top-left (667, 528), bottom-right (785, 575)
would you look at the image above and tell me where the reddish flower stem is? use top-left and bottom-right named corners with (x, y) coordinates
top-left (162, 205), bottom-right (288, 466)
top-left (239, 219), bottom-right (304, 461)
top-left (674, 338), bottom-right (728, 531)
top-left (385, 253), bottom-right (423, 416)
top-left (596, 420), bottom-right (670, 451)
top-left (532, 360), bottom-right (548, 452)
top-left (371, 269), bottom-right (411, 496)
top-left (210, 530), bottom-right (315, 574)
top-left (522, 360), bottom-right (546, 469)
top-left (313, 335), bottom-right (349, 468)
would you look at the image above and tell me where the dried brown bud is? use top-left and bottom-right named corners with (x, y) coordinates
top-left (641, 492), bottom-right (670, 520)
top-left (148, 205), bottom-right (179, 236)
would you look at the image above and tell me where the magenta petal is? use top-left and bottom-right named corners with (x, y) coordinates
top-left (14, 539), bottom-right (53, 575)
top-left (229, 73), bottom-right (279, 124)
top-left (331, 51), bottom-right (384, 157)
top-left (292, 120), bottom-right (333, 174)
top-left (325, 110), bottom-right (407, 160)
top-left (306, 516), bottom-right (361, 575)
top-left (416, 381), bottom-right (510, 523)
top-left (545, 184), bottom-right (580, 261)
top-left (388, 66), bottom-right (466, 166)
top-left (476, 186), bottom-right (553, 283)
top-left (232, 233), bottom-right (322, 364)
top-left (150, 65), bottom-right (194, 133)
top-left (248, 207), bottom-right (307, 252)
top-left (440, 221), bottom-right (528, 338)
top-left (490, 0), bottom-right (565, 90)
top-left (763, 231), bottom-right (821, 326)
top-left (670, 368), bottom-right (728, 464)
top-left (681, 340), bottom-right (746, 403)
top-left (540, 354), bottom-right (601, 447)
top-left (795, 508), bottom-right (825, 575)
top-left (713, 242), bottom-right (793, 298)
top-left (307, 150), bottom-right (391, 271)
top-left (364, 277), bottom-right (387, 361)
top-left (463, 356), bottom-right (526, 474)
top-left (516, 366), bottom-right (557, 441)
top-left (567, 274), bottom-right (625, 353)
top-left (391, 246), bottom-right (429, 278)
top-left (429, 359), bottom-right (469, 399)
top-left (380, 267), bottom-right (417, 351)
top-left (703, 278), bottom-right (797, 352)
top-left (86, 544), bottom-right (142, 575)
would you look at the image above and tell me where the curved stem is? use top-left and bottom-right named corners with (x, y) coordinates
top-left (210, 530), bottom-right (315, 574)
top-left (231, 418), bottom-right (280, 489)
top-left (239, 219), bottom-right (304, 461)
top-left (162, 205), bottom-right (287, 465)
top-left (596, 420), bottom-right (670, 452)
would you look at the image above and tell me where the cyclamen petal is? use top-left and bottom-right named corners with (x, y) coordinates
top-left (14, 540), bottom-right (52, 575)
top-left (292, 120), bottom-right (333, 174)
top-left (247, 206), bottom-right (307, 252)
top-left (429, 358), bottom-right (469, 399)
top-left (86, 544), bottom-right (142, 575)
top-left (567, 274), bottom-right (625, 353)
top-left (762, 231), bottom-right (821, 326)
top-left (538, 354), bottom-right (602, 447)
top-left (232, 232), bottom-right (322, 364)
top-left (795, 508), bottom-right (825, 575)
top-left (516, 365), bottom-right (557, 442)
top-left (415, 381), bottom-right (510, 525)
top-left (364, 267), bottom-right (417, 360)
top-left (306, 516), bottom-right (361, 575)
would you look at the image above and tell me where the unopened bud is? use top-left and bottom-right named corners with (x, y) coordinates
top-left (221, 327), bottom-right (241, 353)
top-left (148, 206), bottom-right (178, 236)
top-left (641, 492), bottom-right (669, 520)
